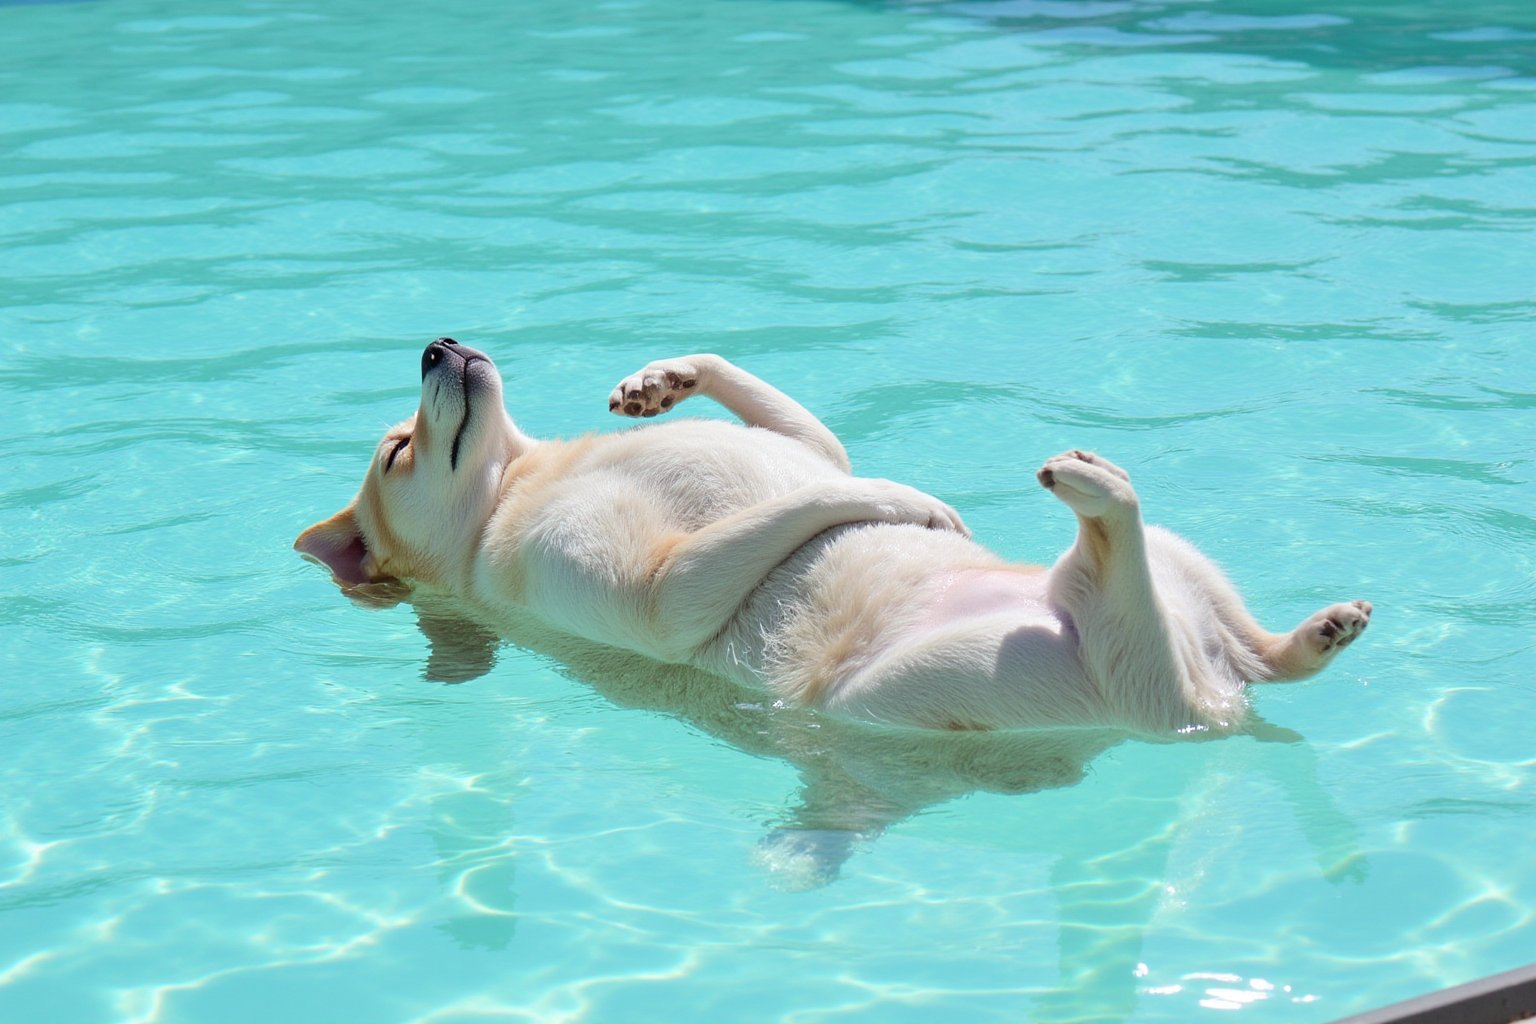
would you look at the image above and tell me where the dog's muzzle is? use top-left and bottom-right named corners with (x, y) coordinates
top-left (422, 336), bottom-right (490, 379)
top-left (421, 337), bottom-right (495, 471)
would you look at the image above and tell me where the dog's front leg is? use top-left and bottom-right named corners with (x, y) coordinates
top-left (609, 354), bottom-right (852, 472)
top-left (642, 477), bottom-right (968, 660)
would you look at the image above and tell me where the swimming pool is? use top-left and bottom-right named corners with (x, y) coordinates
top-left (2, 0), bottom-right (1533, 1019)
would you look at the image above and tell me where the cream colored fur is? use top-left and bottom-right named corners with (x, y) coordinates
top-left (296, 340), bottom-right (1370, 735)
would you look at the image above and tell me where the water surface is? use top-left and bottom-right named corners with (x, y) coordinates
top-left (2, 0), bottom-right (1534, 1020)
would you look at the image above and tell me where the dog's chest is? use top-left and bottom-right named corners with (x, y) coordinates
top-left (471, 421), bottom-right (842, 642)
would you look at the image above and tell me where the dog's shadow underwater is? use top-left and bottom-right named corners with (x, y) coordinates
top-left (402, 590), bottom-right (1365, 885)
top-left (377, 588), bottom-right (1367, 1016)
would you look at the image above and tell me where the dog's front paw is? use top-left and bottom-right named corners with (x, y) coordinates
top-left (1302, 600), bottom-right (1372, 657)
top-left (860, 479), bottom-right (970, 537)
top-left (609, 360), bottom-right (701, 418)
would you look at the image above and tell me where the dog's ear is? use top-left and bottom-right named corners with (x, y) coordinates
top-left (294, 506), bottom-right (372, 586)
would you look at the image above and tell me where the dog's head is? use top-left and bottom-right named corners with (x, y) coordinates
top-left (295, 338), bottom-right (524, 598)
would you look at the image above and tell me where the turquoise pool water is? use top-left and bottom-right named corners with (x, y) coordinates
top-left (3, 0), bottom-right (1534, 1020)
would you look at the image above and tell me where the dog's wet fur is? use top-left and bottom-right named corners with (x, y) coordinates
top-left (299, 340), bottom-right (1369, 735)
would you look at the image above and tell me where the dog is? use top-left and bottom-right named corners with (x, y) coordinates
top-left (296, 338), bottom-right (1371, 735)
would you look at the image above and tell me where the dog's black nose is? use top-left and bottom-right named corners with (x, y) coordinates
top-left (422, 337), bottom-right (459, 379)
top-left (422, 337), bottom-right (492, 380)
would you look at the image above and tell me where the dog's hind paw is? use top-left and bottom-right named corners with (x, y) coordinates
top-left (609, 360), bottom-right (700, 418)
top-left (1302, 600), bottom-right (1372, 656)
top-left (1036, 450), bottom-right (1136, 519)
top-left (1265, 599), bottom-right (1373, 680)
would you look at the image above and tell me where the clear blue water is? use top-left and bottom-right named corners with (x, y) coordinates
top-left (3, 0), bottom-right (1534, 1020)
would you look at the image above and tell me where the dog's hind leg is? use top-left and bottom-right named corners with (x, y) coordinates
top-left (608, 354), bottom-right (851, 471)
top-left (1037, 450), bottom-right (1217, 731)
top-left (1254, 600), bottom-right (1373, 681)
top-left (1141, 527), bottom-right (1372, 684)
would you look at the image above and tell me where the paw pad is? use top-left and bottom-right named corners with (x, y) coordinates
top-left (609, 363), bottom-right (699, 418)
top-left (1314, 600), bottom-right (1372, 653)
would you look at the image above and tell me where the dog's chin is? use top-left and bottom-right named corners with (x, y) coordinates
top-left (450, 358), bottom-right (511, 472)
top-left (427, 356), bottom-right (495, 472)
top-left (464, 355), bottom-right (501, 401)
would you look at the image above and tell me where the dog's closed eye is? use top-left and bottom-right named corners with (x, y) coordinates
top-left (384, 436), bottom-right (411, 472)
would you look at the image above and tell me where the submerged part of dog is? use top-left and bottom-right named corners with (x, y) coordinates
top-left (297, 338), bottom-right (1371, 737)
top-left (295, 339), bottom-right (1372, 903)
top-left (353, 590), bottom-right (1366, 899)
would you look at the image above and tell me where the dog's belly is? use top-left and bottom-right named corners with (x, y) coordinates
top-left (913, 567), bottom-right (1059, 638)
top-left (699, 519), bottom-right (1105, 730)
top-left (707, 525), bottom-right (1056, 695)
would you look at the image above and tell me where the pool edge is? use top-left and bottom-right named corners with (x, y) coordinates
top-left (1331, 962), bottom-right (1536, 1024)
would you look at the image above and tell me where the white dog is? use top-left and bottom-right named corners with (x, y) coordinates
top-left (296, 339), bottom-right (1370, 734)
